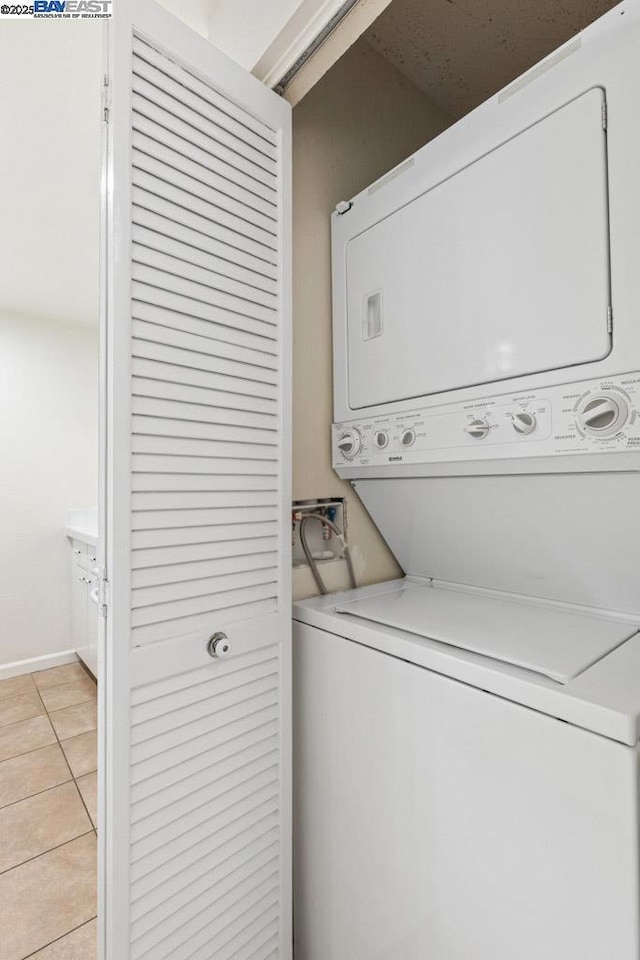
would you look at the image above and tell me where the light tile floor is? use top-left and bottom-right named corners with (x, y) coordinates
top-left (0, 663), bottom-right (97, 960)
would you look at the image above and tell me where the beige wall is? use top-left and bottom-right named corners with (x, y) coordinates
top-left (292, 37), bottom-right (450, 599)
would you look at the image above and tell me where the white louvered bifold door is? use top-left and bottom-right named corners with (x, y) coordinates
top-left (101, 4), bottom-right (291, 958)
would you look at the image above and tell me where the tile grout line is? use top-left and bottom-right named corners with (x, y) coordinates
top-left (42, 693), bottom-right (96, 717)
top-left (20, 915), bottom-right (98, 960)
top-left (0, 679), bottom-right (48, 734)
top-left (0, 776), bottom-right (75, 815)
top-left (0, 687), bottom-right (57, 765)
top-left (38, 676), bottom-right (99, 951)
top-left (1, 669), bottom-right (93, 700)
top-left (0, 735), bottom-right (61, 768)
top-left (45, 691), bottom-right (97, 829)
top-left (0, 673), bottom-right (37, 707)
top-left (42, 677), bottom-right (98, 717)
top-left (0, 828), bottom-right (96, 879)
top-left (0, 668), bottom-right (98, 957)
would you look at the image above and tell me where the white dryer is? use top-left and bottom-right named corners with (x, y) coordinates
top-left (294, 3), bottom-right (640, 958)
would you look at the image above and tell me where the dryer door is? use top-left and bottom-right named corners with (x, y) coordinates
top-left (345, 88), bottom-right (611, 410)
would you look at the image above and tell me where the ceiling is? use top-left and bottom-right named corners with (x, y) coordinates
top-left (366, 0), bottom-right (620, 119)
top-left (0, 22), bottom-right (102, 325)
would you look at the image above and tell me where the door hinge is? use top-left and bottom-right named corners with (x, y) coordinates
top-left (102, 74), bottom-right (110, 124)
top-left (335, 200), bottom-right (353, 215)
top-left (607, 305), bottom-right (613, 333)
top-left (92, 565), bottom-right (110, 619)
top-left (602, 100), bottom-right (608, 131)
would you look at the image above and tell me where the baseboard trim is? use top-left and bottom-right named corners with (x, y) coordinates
top-left (0, 649), bottom-right (79, 681)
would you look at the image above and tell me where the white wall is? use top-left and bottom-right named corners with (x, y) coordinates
top-left (208, 0), bottom-right (312, 70)
top-left (0, 22), bottom-right (101, 327)
top-left (156, 0), bottom-right (213, 38)
top-left (0, 314), bottom-right (98, 667)
top-left (292, 38), bottom-right (451, 599)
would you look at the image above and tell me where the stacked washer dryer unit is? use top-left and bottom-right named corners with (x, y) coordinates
top-left (293, 5), bottom-right (640, 960)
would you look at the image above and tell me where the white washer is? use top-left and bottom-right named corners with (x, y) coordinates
top-left (293, 578), bottom-right (640, 960)
top-left (294, 4), bottom-right (640, 957)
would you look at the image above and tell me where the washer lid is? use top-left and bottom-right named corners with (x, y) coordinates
top-left (335, 583), bottom-right (637, 684)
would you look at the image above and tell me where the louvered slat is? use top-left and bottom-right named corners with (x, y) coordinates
top-left (132, 312), bottom-right (277, 357)
top-left (132, 187), bottom-right (277, 266)
top-left (133, 551), bottom-right (278, 587)
top-left (132, 740), bottom-right (279, 843)
top-left (132, 93), bottom-right (276, 193)
top-left (132, 257), bottom-right (277, 323)
top-left (132, 355), bottom-right (277, 403)
top-left (132, 522), bottom-right (278, 551)
top-left (132, 399), bottom-right (276, 431)
top-left (132, 73), bottom-right (277, 177)
top-left (132, 48), bottom-right (277, 159)
top-left (132, 842), bottom-right (279, 947)
top-left (132, 320), bottom-right (277, 370)
top-left (132, 169), bottom-right (276, 254)
top-left (132, 596), bottom-right (278, 644)
top-left (132, 535), bottom-right (276, 569)
top-left (132, 216), bottom-right (277, 295)
top-left (133, 145), bottom-right (277, 237)
top-left (132, 132), bottom-right (276, 225)
top-left (184, 903), bottom-right (280, 960)
top-left (130, 790), bottom-right (278, 891)
top-left (132, 244), bottom-right (277, 310)
top-left (108, 18), bottom-right (288, 958)
top-left (132, 290), bottom-right (277, 344)
top-left (130, 38), bottom-right (281, 640)
top-left (132, 224), bottom-right (278, 297)
top-left (131, 644), bottom-right (279, 706)
top-left (132, 473), bottom-right (277, 492)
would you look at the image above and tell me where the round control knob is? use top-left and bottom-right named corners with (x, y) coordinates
top-left (577, 393), bottom-right (629, 437)
top-left (466, 418), bottom-right (490, 440)
top-left (374, 429), bottom-right (389, 449)
top-left (511, 412), bottom-right (537, 435)
top-left (400, 428), bottom-right (416, 447)
top-left (337, 429), bottom-right (362, 459)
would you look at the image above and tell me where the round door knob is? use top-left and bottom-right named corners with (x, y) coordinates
top-left (207, 632), bottom-right (231, 658)
top-left (466, 418), bottom-right (490, 439)
top-left (374, 429), bottom-right (389, 449)
top-left (511, 412), bottom-right (537, 435)
top-left (400, 428), bottom-right (416, 447)
top-left (577, 394), bottom-right (628, 437)
top-left (337, 429), bottom-right (361, 459)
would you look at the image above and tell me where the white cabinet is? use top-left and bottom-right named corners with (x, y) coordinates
top-left (68, 534), bottom-right (99, 677)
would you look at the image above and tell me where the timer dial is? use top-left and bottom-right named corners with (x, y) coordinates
top-left (337, 429), bottom-right (362, 459)
top-left (577, 393), bottom-right (629, 437)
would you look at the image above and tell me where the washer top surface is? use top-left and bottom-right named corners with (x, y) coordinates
top-left (293, 578), bottom-right (640, 745)
top-left (335, 581), bottom-right (635, 684)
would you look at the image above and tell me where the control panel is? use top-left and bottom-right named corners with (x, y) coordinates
top-left (332, 373), bottom-right (640, 468)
